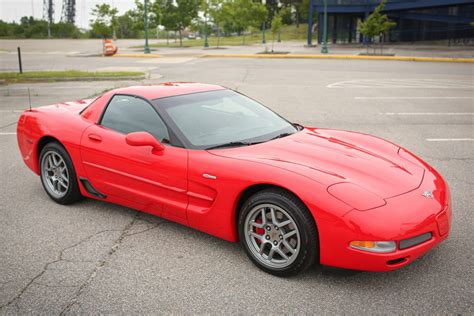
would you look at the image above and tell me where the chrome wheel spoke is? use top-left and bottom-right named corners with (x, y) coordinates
top-left (250, 221), bottom-right (264, 229)
top-left (270, 208), bottom-right (277, 224)
top-left (61, 175), bottom-right (69, 184)
top-left (276, 219), bottom-right (291, 228)
top-left (268, 247), bottom-right (276, 260)
top-left (52, 154), bottom-right (59, 166)
top-left (58, 179), bottom-right (68, 189)
top-left (45, 159), bottom-right (53, 171)
top-left (282, 240), bottom-right (296, 254)
top-left (283, 230), bottom-right (297, 240)
top-left (276, 248), bottom-right (289, 260)
top-left (260, 209), bottom-right (267, 225)
top-left (48, 156), bottom-right (54, 168)
top-left (249, 231), bottom-right (263, 241)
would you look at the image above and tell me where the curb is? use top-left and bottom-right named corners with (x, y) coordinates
top-left (112, 54), bottom-right (162, 58)
top-left (3, 75), bottom-right (146, 84)
top-left (201, 54), bottom-right (474, 63)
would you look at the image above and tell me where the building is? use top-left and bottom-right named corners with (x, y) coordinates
top-left (307, 0), bottom-right (474, 45)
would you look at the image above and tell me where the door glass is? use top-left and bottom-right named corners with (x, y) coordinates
top-left (101, 95), bottom-right (169, 142)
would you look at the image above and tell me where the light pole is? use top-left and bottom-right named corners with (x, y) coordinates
top-left (320, 0), bottom-right (328, 54)
top-left (204, 0), bottom-right (209, 48)
top-left (144, 0), bottom-right (151, 54)
top-left (262, 0), bottom-right (266, 44)
top-left (277, 1), bottom-right (281, 42)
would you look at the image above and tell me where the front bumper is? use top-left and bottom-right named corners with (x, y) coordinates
top-left (341, 206), bottom-right (450, 271)
top-left (317, 171), bottom-right (452, 272)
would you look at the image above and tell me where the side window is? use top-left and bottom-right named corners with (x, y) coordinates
top-left (101, 95), bottom-right (170, 142)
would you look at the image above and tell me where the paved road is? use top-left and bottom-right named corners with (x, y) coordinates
top-left (1, 38), bottom-right (474, 59)
top-left (0, 52), bottom-right (473, 314)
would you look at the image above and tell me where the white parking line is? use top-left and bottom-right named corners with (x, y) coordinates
top-left (426, 138), bottom-right (474, 142)
top-left (328, 79), bottom-right (473, 89)
top-left (355, 96), bottom-right (473, 100)
top-left (0, 132), bottom-right (16, 135)
top-left (381, 112), bottom-right (474, 116)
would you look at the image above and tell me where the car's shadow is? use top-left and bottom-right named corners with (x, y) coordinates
top-left (70, 196), bottom-right (442, 285)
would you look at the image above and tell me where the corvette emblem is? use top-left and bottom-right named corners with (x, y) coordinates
top-left (422, 191), bottom-right (433, 198)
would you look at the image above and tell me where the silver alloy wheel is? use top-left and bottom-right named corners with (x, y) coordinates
top-left (244, 203), bottom-right (301, 269)
top-left (41, 151), bottom-right (69, 198)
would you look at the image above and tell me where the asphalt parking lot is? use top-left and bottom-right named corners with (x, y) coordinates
top-left (1, 47), bottom-right (473, 313)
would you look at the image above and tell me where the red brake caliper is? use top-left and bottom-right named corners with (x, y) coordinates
top-left (255, 218), bottom-right (264, 244)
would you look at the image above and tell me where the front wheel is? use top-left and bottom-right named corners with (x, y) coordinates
top-left (39, 142), bottom-right (82, 205)
top-left (238, 188), bottom-right (319, 277)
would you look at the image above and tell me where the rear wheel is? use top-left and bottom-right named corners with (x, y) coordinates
top-left (238, 188), bottom-right (319, 276)
top-left (39, 142), bottom-right (82, 205)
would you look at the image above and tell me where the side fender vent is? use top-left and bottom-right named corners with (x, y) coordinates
top-left (79, 177), bottom-right (106, 199)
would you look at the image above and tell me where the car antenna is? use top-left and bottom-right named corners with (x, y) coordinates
top-left (27, 87), bottom-right (32, 111)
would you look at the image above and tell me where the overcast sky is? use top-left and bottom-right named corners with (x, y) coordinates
top-left (0, 0), bottom-right (136, 29)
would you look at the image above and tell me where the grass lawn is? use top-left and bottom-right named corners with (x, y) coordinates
top-left (132, 24), bottom-right (309, 48)
top-left (0, 70), bottom-right (145, 83)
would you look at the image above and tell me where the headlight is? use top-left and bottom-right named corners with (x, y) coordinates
top-left (350, 241), bottom-right (396, 253)
top-left (327, 182), bottom-right (386, 211)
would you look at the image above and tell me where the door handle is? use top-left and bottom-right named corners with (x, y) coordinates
top-left (88, 134), bottom-right (102, 142)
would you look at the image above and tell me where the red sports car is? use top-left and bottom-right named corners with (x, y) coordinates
top-left (17, 83), bottom-right (451, 276)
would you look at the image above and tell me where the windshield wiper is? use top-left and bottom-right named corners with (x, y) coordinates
top-left (206, 133), bottom-right (295, 150)
top-left (206, 141), bottom-right (254, 150)
top-left (269, 132), bottom-right (294, 141)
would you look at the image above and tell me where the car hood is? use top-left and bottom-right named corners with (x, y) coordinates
top-left (208, 127), bottom-right (425, 199)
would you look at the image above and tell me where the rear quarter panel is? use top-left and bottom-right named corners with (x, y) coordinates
top-left (17, 102), bottom-right (93, 178)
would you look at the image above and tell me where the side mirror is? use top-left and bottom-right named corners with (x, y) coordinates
top-left (125, 131), bottom-right (164, 152)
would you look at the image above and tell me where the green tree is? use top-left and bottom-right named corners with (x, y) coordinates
top-left (116, 12), bottom-right (140, 38)
top-left (263, 0), bottom-right (279, 25)
top-left (358, 0), bottom-right (396, 54)
top-left (161, 0), bottom-right (198, 46)
top-left (89, 4), bottom-right (118, 39)
top-left (130, 0), bottom-right (161, 31)
top-left (270, 13), bottom-right (282, 52)
top-left (219, 0), bottom-right (267, 44)
top-left (208, 0), bottom-right (225, 47)
top-left (296, 0), bottom-right (314, 27)
top-left (51, 22), bottom-right (81, 38)
top-left (0, 17), bottom-right (81, 38)
top-left (0, 20), bottom-right (13, 37)
top-left (279, 7), bottom-right (293, 25)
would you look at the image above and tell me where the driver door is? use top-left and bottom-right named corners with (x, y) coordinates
top-left (80, 94), bottom-right (188, 222)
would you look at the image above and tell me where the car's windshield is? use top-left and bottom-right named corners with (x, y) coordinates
top-left (154, 90), bottom-right (297, 149)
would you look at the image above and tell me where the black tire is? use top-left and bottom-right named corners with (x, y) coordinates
top-left (39, 141), bottom-right (82, 205)
top-left (238, 188), bottom-right (319, 277)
